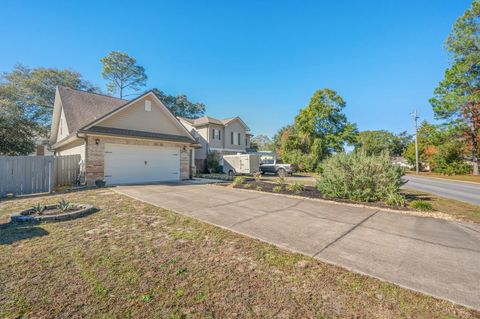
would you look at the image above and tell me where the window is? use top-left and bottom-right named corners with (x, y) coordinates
top-left (212, 129), bottom-right (215, 140)
top-left (145, 100), bottom-right (151, 111)
top-left (237, 133), bottom-right (241, 146)
top-left (218, 130), bottom-right (221, 140)
top-left (231, 131), bottom-right (234, 144)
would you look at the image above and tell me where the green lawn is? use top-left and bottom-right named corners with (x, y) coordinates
top-left (0, 189), bottom-right (478, 318)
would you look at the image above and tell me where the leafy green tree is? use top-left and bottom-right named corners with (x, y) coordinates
top-left (357, 130), bottom-right (411, 156)
top-left (403, 121), bottom-right (469, 174)
top-left (0, 64), bottom-right (98, 127)
top-left (152, 88), bottom-right (205, 118)
top-left (0, 115), bottom-right (38, 155)
top-left (432, 140), bottom-right (471, 175)
top-left (430, 0), bottom-right (480, 174)
top-left (101, 51), bottom-right (147, 98)
top-left (277, 89), bottom-right (357, 171)
top-left (250, 134), bottom-right (273, 151)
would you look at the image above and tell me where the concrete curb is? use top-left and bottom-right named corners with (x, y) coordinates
top-left (210, 183), bottom-right (462, 223)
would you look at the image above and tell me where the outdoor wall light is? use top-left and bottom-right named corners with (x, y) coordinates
top-left (95, 139), bottom-right (100, 145)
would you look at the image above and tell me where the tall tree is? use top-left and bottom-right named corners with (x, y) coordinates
top-left (0, 116), bottom-right (38, 155)
top-left (152, 88), bottom-right (206, 118)
top-left (0, 64), bottom-right (98, 127)
top-left (278, 89), bottom-right (358, 171)
top-left (357, 130), bottom-right (411, 156)
top-left (430, 0), bottom-right (480, 174)
top-left (250, 134), bottom-right (273, 151)
top-left (0, 64), bottom-right (98, 155)
top-left (101, 51), bottom-right (147, 98)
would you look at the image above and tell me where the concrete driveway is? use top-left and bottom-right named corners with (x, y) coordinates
top-left (115, 183), bottom-right (480, 310)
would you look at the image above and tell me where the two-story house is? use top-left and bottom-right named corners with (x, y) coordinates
top-left (178, 116), bottom-right (251, 171)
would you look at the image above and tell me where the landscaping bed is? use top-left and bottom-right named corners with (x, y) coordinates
top-left (11, 203), bottom-right (95, 223)
top-left (0, 189), bottom-right (478, 318)
top-left (226, 178), bottom-right (413, 211)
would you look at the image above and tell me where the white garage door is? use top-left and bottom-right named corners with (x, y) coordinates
top-left (104, 143), bottom-right (180, 185)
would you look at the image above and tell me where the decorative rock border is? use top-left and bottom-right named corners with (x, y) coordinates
top-left (11, 204), bottom-right (96, 223)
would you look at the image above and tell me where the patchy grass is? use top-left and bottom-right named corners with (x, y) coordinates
top-left (403, 189), bottom-right (480, 224)
top-left (406, 172), bottom-right (480, 184)
top-left (0, 189), bottom-right (479, 318)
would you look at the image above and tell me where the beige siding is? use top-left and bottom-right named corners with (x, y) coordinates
top-left (99, 97), bottom-right (187, 136)
top-left (224, 119), bottom-right (247, 152)
top-left (194, 126), bottom-right (209, 159)
top-left (56, 107), bottom-right (69, 142)
top-left (55, 138), bottom-right (86, 162)
top-left (207, 124), bottom-right (224, 150)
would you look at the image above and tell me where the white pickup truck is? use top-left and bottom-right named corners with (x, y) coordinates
top-left (259, 158), bottom-right (294, 177)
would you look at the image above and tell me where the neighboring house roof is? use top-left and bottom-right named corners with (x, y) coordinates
top-left (58, 86), bottom-right (127, 134)
top-left (179, 115), bottom-right (250, 130)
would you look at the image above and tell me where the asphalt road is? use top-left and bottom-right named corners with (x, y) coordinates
top-left (116, 183), bottom-right (480, 310)
top-left (403, 175), bottom-right (480, 206)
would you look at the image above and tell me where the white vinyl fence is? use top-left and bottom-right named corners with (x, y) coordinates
top-left (0, 155), bottom-right (80, 197)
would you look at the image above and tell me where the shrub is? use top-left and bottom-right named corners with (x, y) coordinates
top-left (253, 171), bottom-right (262, 182)
top-left (206, 151), bottom-right (221, 173)
top-left (286, 182), bottom-right (305, 194)
top-left (32, 203), bottom-right (46, 215)
top-left (243, 183), bottom-right (252, 189)
top-left (256, 185), bottom-right (263, 191)
top-left (410, 200), bottom-right (433, 211)
top-left (58, 199), bottom-right (70, 211)
top-left (316, 151), bottom-right (405, 202)
top-left (275, 176), bottom-right (287, 186)
top-left (431, 140), bottom-right (471, 175)
top-left (232, 176), bottom-right (245, 186)
top-left (385, 192), bottom-right (406, 207)
top-left (272, 185), bottom-right (283, 193)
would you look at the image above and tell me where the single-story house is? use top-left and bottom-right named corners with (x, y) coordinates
top-left (49, 86), bottom-right (199, 185)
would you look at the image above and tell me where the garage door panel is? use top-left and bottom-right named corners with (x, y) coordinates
top-left (104, 143), bottom-right (180, 184)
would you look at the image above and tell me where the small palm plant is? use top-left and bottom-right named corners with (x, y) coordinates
top-left (58, 199), bottom-right (71, 211)
top-left (32, 204), bottom-right (46, 215)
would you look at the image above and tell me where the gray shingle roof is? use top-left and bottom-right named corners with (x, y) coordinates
top-left (180, 116), bottom-right (244, 127)
top-left (58, 86), bottom-right (127, 134)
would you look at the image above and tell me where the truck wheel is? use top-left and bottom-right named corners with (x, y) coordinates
top-left (277, 168), bottom-right (287, 177)
top-left (228, 170), bottom-right (235, 179)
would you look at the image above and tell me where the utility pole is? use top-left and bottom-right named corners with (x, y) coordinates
top-left (413, 110), bottom-right (419, 175)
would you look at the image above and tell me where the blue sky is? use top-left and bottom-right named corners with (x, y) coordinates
top-left (0, 1), bottom-right (472, 137)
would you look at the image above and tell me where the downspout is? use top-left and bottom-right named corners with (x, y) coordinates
top-left (76, 132), bottom-right (88, 185)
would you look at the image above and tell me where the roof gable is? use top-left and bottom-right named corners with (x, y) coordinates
top-left (83, 91), bottom-right (195, 141)
top-left (53, 86), bottom-right (127, 140)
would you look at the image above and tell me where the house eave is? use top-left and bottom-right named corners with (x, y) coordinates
top-left (79, 126), bottom-right (197, 145)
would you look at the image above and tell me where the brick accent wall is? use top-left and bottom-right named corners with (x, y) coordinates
top-left (85, 135), bottom-right (192, 185)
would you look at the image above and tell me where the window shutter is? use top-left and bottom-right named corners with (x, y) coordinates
top-left (212, 129), bottom-right (215, 139)
top-left (219, 130), bottom-right (221, 140)
top-left (238, 133), bottom-right (241, 145)
top-left (231, 132), bottom-right (234, 144)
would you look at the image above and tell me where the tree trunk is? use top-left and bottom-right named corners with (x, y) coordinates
top-left (471, 123), bottom-right (479, 175)
top-left (119, 79), bottom-right (123, 99)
